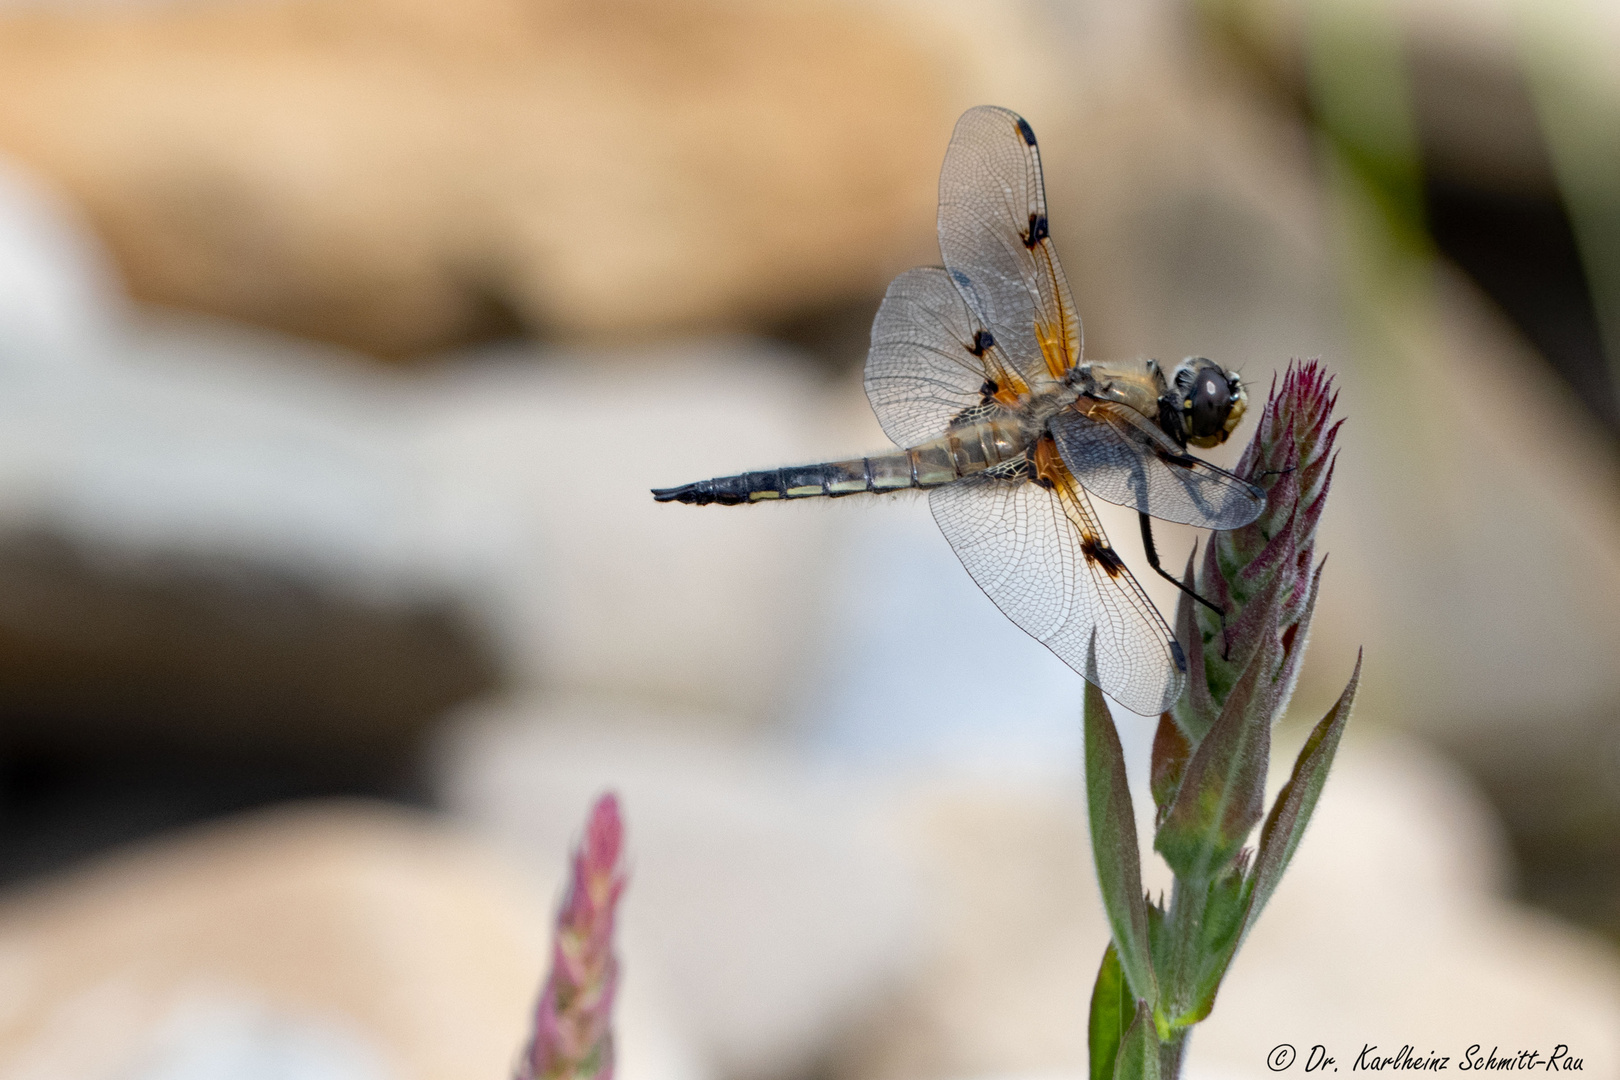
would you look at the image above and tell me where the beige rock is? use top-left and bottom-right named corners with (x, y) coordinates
top-left (415, 340), bottom-right (848, 723)
top-left (0, 0), bottom-right (955, 356)
top-left (0, 800), bottom-right (698, 1080)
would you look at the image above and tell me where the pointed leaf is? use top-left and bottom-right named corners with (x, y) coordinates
top-left (1168, 657), bottom-right (1361, 1025)
top-left (1172, 547), bottom-right (1219, 741)
top-left (1084, 673), bottom-right (1159, 1006)
top-left (1088, 944), bottom-right (1131, 1080)
top-left (1241, 652), bottom-right (1361, 938)
top-left (1112, 1002), bottom-right (1162, 1080)
top-left (1154, 618), bottom-right (1276, 881)
top-left (1150, 713), bottom-right (1191, 818)
top-left (1145, 895), bottom-right (1170, 991)
top-left (1214, 560), bottom-right (1293, 705)
top-left (1266, 557), bottom-right (1326, 725)
top-left (1172, 865), bottom-right (1251, 1027)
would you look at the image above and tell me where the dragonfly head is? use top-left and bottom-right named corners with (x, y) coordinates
top-left (1172, 357), bottom-right (1247, 448)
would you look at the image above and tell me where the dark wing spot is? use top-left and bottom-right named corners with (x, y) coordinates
top-left (1023, 213), bottom-right (1050, 249)
top-left (1080, 534), bottom-right (1126, 578)
top-left (1015, 116), bottom-right (1037, 146)
top-left (979, 378), bottom-right (999, 399)
top-left (970, 329), bottom-right (995, 357)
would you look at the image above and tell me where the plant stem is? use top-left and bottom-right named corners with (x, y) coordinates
top-left (1158, 1029), bottom-right (1189, 1080)
top-left (1164, 876), bottom-right (1203, 1021)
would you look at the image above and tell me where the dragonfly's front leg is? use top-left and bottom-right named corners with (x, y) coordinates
top-left (1138, 511), bottom-right (1231, 660)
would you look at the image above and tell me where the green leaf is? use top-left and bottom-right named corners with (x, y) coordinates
top-left (1171, 547), bottom-right (1220, 742)
top-left (1112, 1001), bottom-right (1162, 1080)
top-left (1153, 622), bottom-right (1275, 882)
top-left (1172, 864), bottom-right (1252, 1027)
top-left (1150, 713), bottom-right (1191, 818)
top-left (1241, 651), bottom-right (1362, 939)
top-left (1145, 894), bottom-right (1170, 994)
top-left (1088, 944), bottom-right (1131, 1080)
top-left (1084, 670), bottom-right (1159, 1007)
top-left (1160, 656), bottom-right (1361, 1030)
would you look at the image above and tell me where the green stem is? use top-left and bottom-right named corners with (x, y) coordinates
top-left (1162, 875), bottom-right (1207, 1024)
top-left (1158, 1029), bottom-right (1189, 1080)
top-left (1151, 876), bottom-right (1210, 1079)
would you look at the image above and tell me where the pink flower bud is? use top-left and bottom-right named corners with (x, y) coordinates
top-left (518, 794), bottom-right (626, 1080)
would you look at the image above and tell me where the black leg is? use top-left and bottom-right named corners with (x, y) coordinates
top-left (1138, 512), bottom-right (1230, 660)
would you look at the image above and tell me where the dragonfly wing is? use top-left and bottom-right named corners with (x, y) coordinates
top-left (864, 266), bottom-right (1019, 450)
top-left (1051, 402), bottom-right (1266, 530)
top-left (930, 462), bottom-right (1184, 716)
top-left (937, 106), bottom-right (1082, 391)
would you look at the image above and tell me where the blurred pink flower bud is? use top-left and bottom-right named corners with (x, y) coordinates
top-left (518, 793), bottom-right (626, 1080)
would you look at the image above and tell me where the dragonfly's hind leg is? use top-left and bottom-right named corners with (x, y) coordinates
top-left (1138, 512), bottom-right (1231, 660)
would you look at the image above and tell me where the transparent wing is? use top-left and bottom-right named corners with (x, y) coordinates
top-left (864, 267), bottom-right (1016, 449)
top-left (1051, 402), bottom-right (1266, 530)
top-left (930, 462), bottom-right (1184, 716)
top-left (937, 105), bottom-right (1082, 391)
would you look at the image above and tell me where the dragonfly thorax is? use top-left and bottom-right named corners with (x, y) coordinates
top-left (1067, 360), bottom-right (1168, 425)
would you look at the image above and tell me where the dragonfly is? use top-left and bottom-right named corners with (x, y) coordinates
top-left (653, 106), bottom-right (1264, 715)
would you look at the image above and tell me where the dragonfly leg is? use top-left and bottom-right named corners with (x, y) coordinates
top-left (1138, 512), bottom-right (1230, 660)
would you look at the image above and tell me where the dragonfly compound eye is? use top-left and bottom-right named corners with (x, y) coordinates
top-left (1174, 357), bottom-right (1237, 447)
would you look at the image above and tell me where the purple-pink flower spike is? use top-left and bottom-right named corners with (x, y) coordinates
top-left (519, 793), bottom-right (626, 1080)
top-left (1172, 359), bottom-right (1341, 740)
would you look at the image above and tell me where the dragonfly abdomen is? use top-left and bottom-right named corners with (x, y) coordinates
top-left (651, 420), bottom-right (1027, 506)
top-left (652, 456), bottom-right (906, 505)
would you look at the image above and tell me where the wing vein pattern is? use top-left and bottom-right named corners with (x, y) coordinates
top-left (865, 267), bottom-right (1005, 449)
top-left (930, 466), bottom-right (1184, 716)
top-left (937, 106), bottom-right (1082, 389)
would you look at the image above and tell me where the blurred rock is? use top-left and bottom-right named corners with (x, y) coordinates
top-left (0, 530), bottom-right (494, 761)
top-left (413, 340), bottom-right (847, 724)
top-left (0, 800), bottom-right (702, 1080)
top-left (0, 157), bottom-right (124, 366)
top-left (435, 697), bottom-right (921, 1080)
top-left (0, 0), bottom-right (959, 357)
top-left (0, 161), bottom-right (503, 810)
top-left (0, 302), bottom-right (503, 766)
top-left (0, 135), bottom-right (857, 768)
top-left (832, 735), bottom-right (1620, 1080)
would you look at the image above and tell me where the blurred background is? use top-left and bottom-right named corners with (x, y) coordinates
top-left (0, 0), bottom-right (1616, 1077)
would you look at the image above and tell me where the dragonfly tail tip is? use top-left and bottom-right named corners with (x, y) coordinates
top-left (652, 483), bottom-right (700, 504)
